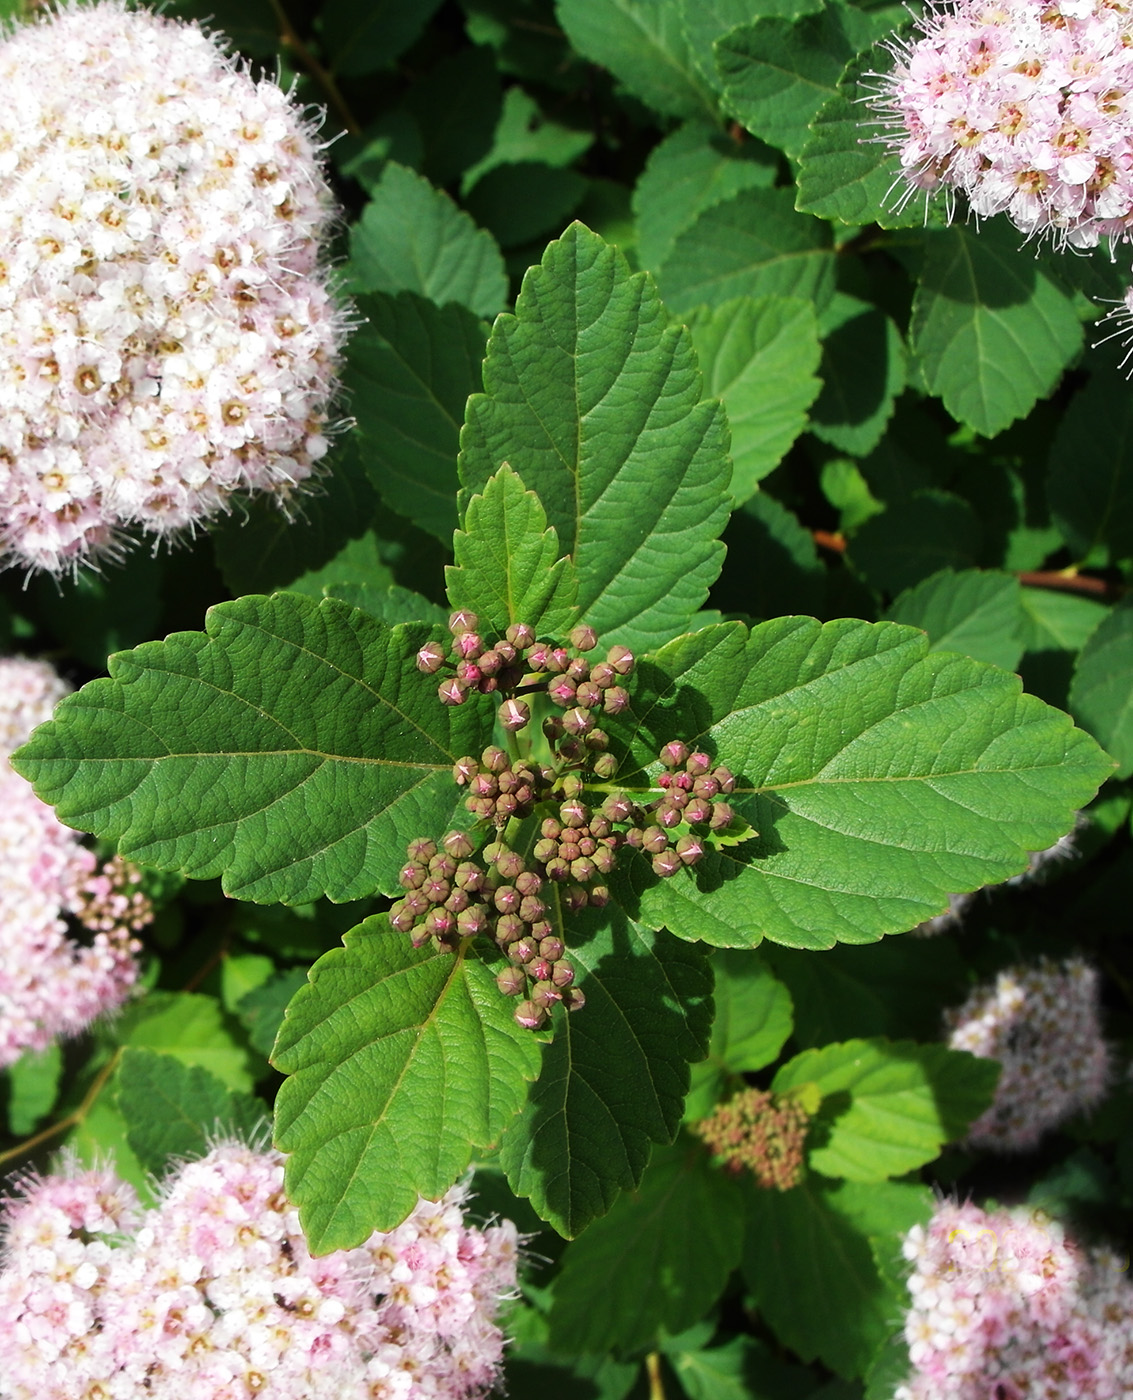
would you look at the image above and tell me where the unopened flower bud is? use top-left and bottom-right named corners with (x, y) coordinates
top-left (470, 773), bottom-right (498, 799)
top-left (389, 901), bottom-right (418, 933)
top-left (516, 870), bottom-right (543, 897)
top-left (675, 834), bottom-right (705, 866)
top-left (686, 752), bottom-right (711, 777)
top-left (622, 826), bottom-right (644, 849)
top-left (416, 640), bottom-right (446, 673)
top-left (545, 647), bottom-right (570, 674)
top-left (552, 960), bottom-right (576, 989)
top-left (428, 851), bottom-right (457, 878)
top-left (652, 850), bottom-right (682, 878)
top-left (658, 771), bottom-right (672, 790)
top-left (499, 698), bottom-right (530, 731)
top-left (478, 649), bottom-right (503, 677)
top-left (539, 935), bottom-right (565, 962)
top-left (482, 746), bottom-right (509, 773)
top-left (714, 767), bottom-right (736, 794)
top-left (514, 999), bottom-right (547, 1030)
top-left (642, 825), bottom-right (669, 855)
top-left (424, 907), bottom-right (456, 939)
top-left (585, 730), bottom-right (609, 754)
top-left (541, 817), bottom-right (563, 840)
top-left (465, 795), bottom-right (494, 820)
top-left (575, 680), bottom-right (602, 709)
top-left (567, 657), bottom-right (590, 682)
top-left (519, 895), bottom-right (546, 923)
top-left (448, 609), bottom-right (479, 634)
top-left (496, 850), bottom-right (526, 881)
top-left (531, 980), bottom-right (563, 1009)
top-left (602, 687), bottom-right (630, 716)
top-left (563, 885), bottom-right (589, 912)
top-left (589, 816), bottom-right (611, 840)
top-left (589, 884), bottom-right (610, 907)
top-left (483, 841), bottom-right (507, 864)
top-left (507, 622), bottom-right (536, 649)
top-left (494, 793), bottom-right (518, 821)
top-left (673, 771), bottom-right (694, 792)
top-left (495, 913), bottom-right (525, 945)
top-left (570, 857), bottom-right (595, 883)
top-left (563, 987), bottom-right (586, 1012)
top-left (455, 661), bottom-right (482, 686)
top-left (710, 802), bottom-right (735, 831)
top-left (510, 937), bottom-right (538, 965)
top-left (590, 661), bottom-right (616, 688)
top-left (456, 904), bottom-right (490, 937)
top-left (496, 640), bottom-right (517, 664)
top-left (529, 920), bottom-right (554, 943)
top-left (438, 677), bottom-right (467, 705)
top-left (560, 798), bottom-right (588, 828)
top-left (548, 676), bottom-right (576, 707)
top-left (423, 875), bottom-right (450, 904)
top-left (452, 756), bottom-right (479, 785)
top-left (445, 888), bottom-right (471, 914)
top-left (402, 890), bottom-right (430, 918)
top-left (692, 775), bottom-right (720, 799)
top-left (452, 631), bottom-right (483, 661)
top-left (544, 857), bottom-right (571, 882)
top-left (557, 736), bottom-right (583, 761)
top-left (533, 838), bottom-right (557, 864)
top-left (442, 831), bottom-right (474, 860)
top-left (570, 624), bottom-right (598, 652)
top-left (526, 643), bottom-right (551, 671)
top-left (563, 706), bottom-right (594, 736)
top-left (407, 838), bottom-right (437, 862)
top-left (656, 801), bottom-right (683, 829)
top-left (685, 798), bottom-right (713, 826)
top-left (606, 645), bottom-right (634, 676)
top-left (593, 846), bottom-right (616, 875)
top-left (399, 862), bottom-right (426, 890)
top-left (530, 957), bottom-right (554, 982)
top-left (559, 773), bottom-right (584, 800)
top-left (493, 885), bottom-right (520, 914)
top-left (497, 966), bottom-right (527, 997)
top-left (602, 793), bottom-right (633, 823)
top-left (659, 741), bottom-right (688, 769)
top-left (454, 861), bottom-right (485, 891)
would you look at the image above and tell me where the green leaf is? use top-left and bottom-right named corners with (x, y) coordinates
top-left (611, 618), bottom-right (1112, 949)
top-left (347, 163), bottom-right (508, 319)
top-left (67, 1098), bottom-right (149, 1198)
top-left (708, 950), bottom-right (794, 1075)
top-left (884, 569), bottom-right (1026, 672)
top-left (633, 120), bottom-right (778, 273)
top-left (402, 46), bottom-right (504, 187)
top-left (460, 222), bottom-right (732, 653)
top-left (810, 295), bottom-right (906, 458)
top-left (546, 1139), bottom-right (745, 1354)
top-left (464, 162), bottom-right (588, 250)
top-left (910, 223), bottom-right (1082, 437)
top-left (498, 910), bottom-right (712, 1237)
top-left (445, 463), bottom-right (579, 637)
top-left (462, 87), bottom-right (594, 190)
top-left (116, 1048), bottom-right (267, 1174)
top-left (6, 1043), bottom-right (62, 1136)
top-left (796, 42), bottom-right (928, 228)
top-left (764, 938), bottom-right (968, 1047)
top-left (715, 4), bottom-right (878, 160)
top-left (669, 1335), bottom-right (816, 1400)
top-left (772, 1038), bottom-right (999, 1180)
top-left (321, 0), bottom-right (444, 76)
top-left (272, 915), bottom-right (542, 1252)
top-left (849, 491), bottom-right (980, 596)
top-left (681, 0), bottom-right (824, 91)
top-left (687, 296), bottom-right (822, 503)
top-left (657, 188), bottom-right (836, 316)
top-left (220, 952), bottom-right (275, 1015)
top-left (114, 992), bottom-right (257, 1092)
top-left (238, 967), bottom-right (310, 1058)
top-left (345, 292), bottom-right (487, 542)
top-left (1071, 597), bottom-right (1133, 778)
top-left (13, 594), bottom-right (492, 904)
top-left (714, 492), bottom-right (826, 621)
top-left (743, 1176), bottom-right (927, 1378)
top-left (1020, 585), bottom-right (1110, 710)
top-left (555, 0), bottom-right (720, 121)
top-left (1048, 365), bottom-right (1133, 562)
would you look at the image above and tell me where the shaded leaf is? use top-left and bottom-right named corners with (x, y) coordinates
top-left (498, 909), bottom-right (713, 1237)
top-left (464, 162), bottom-right (588, 249)
top-left (347, 163), bottom-right (508, 319)
top-left (849, 491), bottom-right (980, 596)
top-left (910, 223), bottom-right (1082, 438)
top-left (239, 967), bottom-right (311, 1058)
top-left (884, 569), bottom-right (1026, 672)
top-left (445, 463), bottom-right (579, 638)
top-left (6, 1044), bottom-right (62, 1137)
top-left (113, 992), bottom-right (257, 1092)
top-left (1048, 364), bottom-right (1133, 563)
top-left (810, 295), bottom-right (906, 458)
top-left (1070, 596), bottom-right (1133, 777)
top-left (687, 295), bottom-right (822, 502)
top-left (657, 188), bottom-right (836, 316)
top-left (321, 0), bottom-right (444, 76)
top-left (272, 915), bottom-right (542, 1251)
top-left (345, 292), bottom-right (487, 542)
top-left (13, 593), bottom-right (492, 904)
top-left (460, 223), bottom-right (731, 653)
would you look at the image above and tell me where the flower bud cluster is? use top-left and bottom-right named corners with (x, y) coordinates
top-left (693, 1087), bottom-right (811, 1191)
top-left (896, 1199), bottom-right (1133, 1399)
top-left (0, 1142), bottom-right (520, 1399)
top-left (417, 612), bottom-right (635, 744)
top-left (944, 955), bottom-right (1110, 1151)
top-left (618, 742), bottom-right (738, 878)
top-left (0, 657), bottom-right (148, 1068)
top-left (453, 745), bottom-right (552, 827)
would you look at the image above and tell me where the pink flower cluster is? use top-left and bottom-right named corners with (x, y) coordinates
top-left (0, 656), bottom-right (147, 1067)
top-left (874, 0), bottom-right (1133, 247)
top-left (0, 1), bottom-right (344, 573)
top-left (0, 1143), bottom-right (520, 1400)
top-left (945, 955), bottom-right (1110, 1150)
top-left (896, 1199), bottom-right (1133, 1398)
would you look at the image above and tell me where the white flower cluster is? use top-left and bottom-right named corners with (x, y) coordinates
top-left (0, 656), bottom-right (147, 1066)
top-left (0, 1), bottom-right (344, 574)
top-left (945, 955), bottom-right (1110, 1150)
top-left (0, 1143), bottom-right (520, 1399)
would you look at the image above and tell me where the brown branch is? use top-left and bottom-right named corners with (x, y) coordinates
top-left (0, 1048), bottom-right (123, 1170)
top-left (646, 1353), bottom-right (666, 1400)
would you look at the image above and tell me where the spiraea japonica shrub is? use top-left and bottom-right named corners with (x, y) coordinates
top-left (3, 0), bottom-right (1133, 1397)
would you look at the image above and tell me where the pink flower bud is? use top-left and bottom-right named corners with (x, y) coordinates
top-left (496, 913), bottom-right (525, 944)
top-left (482, 746), bottom-right (509, 773)
top-left (607, 645), bottom-right (635, 676)
top-left (416, 640), bottom-right (446, 673)
top-left (652, 850), bottom-right (682, 878)
top-left (659, 741), bottom-right (688, 769)
top-left (438, 677), bottom-right (467, 706)
top-left (552, 960), bottom-right (575, 989)
top-left (478, 649), bottom-right (503, 676)
top-left (452, 756), bottom-right (478, 785)
top-left (590, 661), bottom-right (616, 688)
top-left (563, 986), bottom-right (586, 1011)
top-left (448, 608), bottom-right (479, 634)
top-left (507, 622), bottom-right (536, 648)
top-left (456, 904), bottom-right (490, 937)
top-left (560, 798), bottom-right (588, 829)
top-left (443, 831), bottom-right (475, 860)
top-left (602, 686), bottom-right (630, 716)
top-left (452, 631), bottom-right (483, 660)
top-left (525, 643), bottom-right (551, 671)
top-left (399, 862), bottom-right (426, 890)
top-left (713, 766), bottom-right (736, 795)
top-left (562, 706), bottom-right (594, 736)
top-left (514, 999), bottom-right (547, 1030)
top-left (575, 680), bottom-right (603, 709)
top-left (539, 935), bottom-right (565, 962)
top-left (685, 798), bottom-right (713, 825)
top-left (709, 802), bottom-right (734, 831)
top-left (675, 834), bottom-right (705, 866)
top-left (497, 966), bottom-right (526, 997)
top-left (499, 698), bottom-right (530, 731)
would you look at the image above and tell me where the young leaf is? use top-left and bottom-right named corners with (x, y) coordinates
top-left (883, 569), bottom-right (1026, 672)
top-left (772, 1038), bottom-right (1000, 1180)
top-left (345, 292), bottom-right (487, 542)
top-left (460, 222), bottom-right (732, 653)
top-left (445, 463), bottom-right (579, 637)
top-left (707, 950), bottom-right (794, 1077)
top-left (715, 3), bottom-right (879, 160)
top-left (546, 1139), bottom-right (745, 1355)
top-left (116, 1048), bottom-right (267, 1174)
top-left (910, 223), bottom-right (1083, 438)
top-left (809, 295), bottom-right (906, 458)
top-left (13, 593), bottom-right (492, 904)
top-left (555, 0), bottom-right (720, 122)
top-left (498, 909), bottom-right (712, 1237)
top-left (272, 915), bottom-right (542, 1252)
top-left (6, 1044), bottom-right (62, 1136)
top-left (1048, 365), bottom-right (1133, 563)
top-left (657, 188), bottom-right (836, 315)
top-left (347, 162), bottom-right (508, 319)
top-left (113, 992), bottom-right (257, 1092)
top-left (1070, 597), bottom-right (1133, 778)
top-left (687, 295), bottom-right (822, 503)
top-left (743, 1176), bottom-right (930, 1379)
top-left (612, 618), bottom-right (1112, 949)
top-left (632, 120), bottom-right (778, 273)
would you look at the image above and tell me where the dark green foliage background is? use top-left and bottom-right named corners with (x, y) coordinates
top-left (4, 3), bottom-right (1133, 1399)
